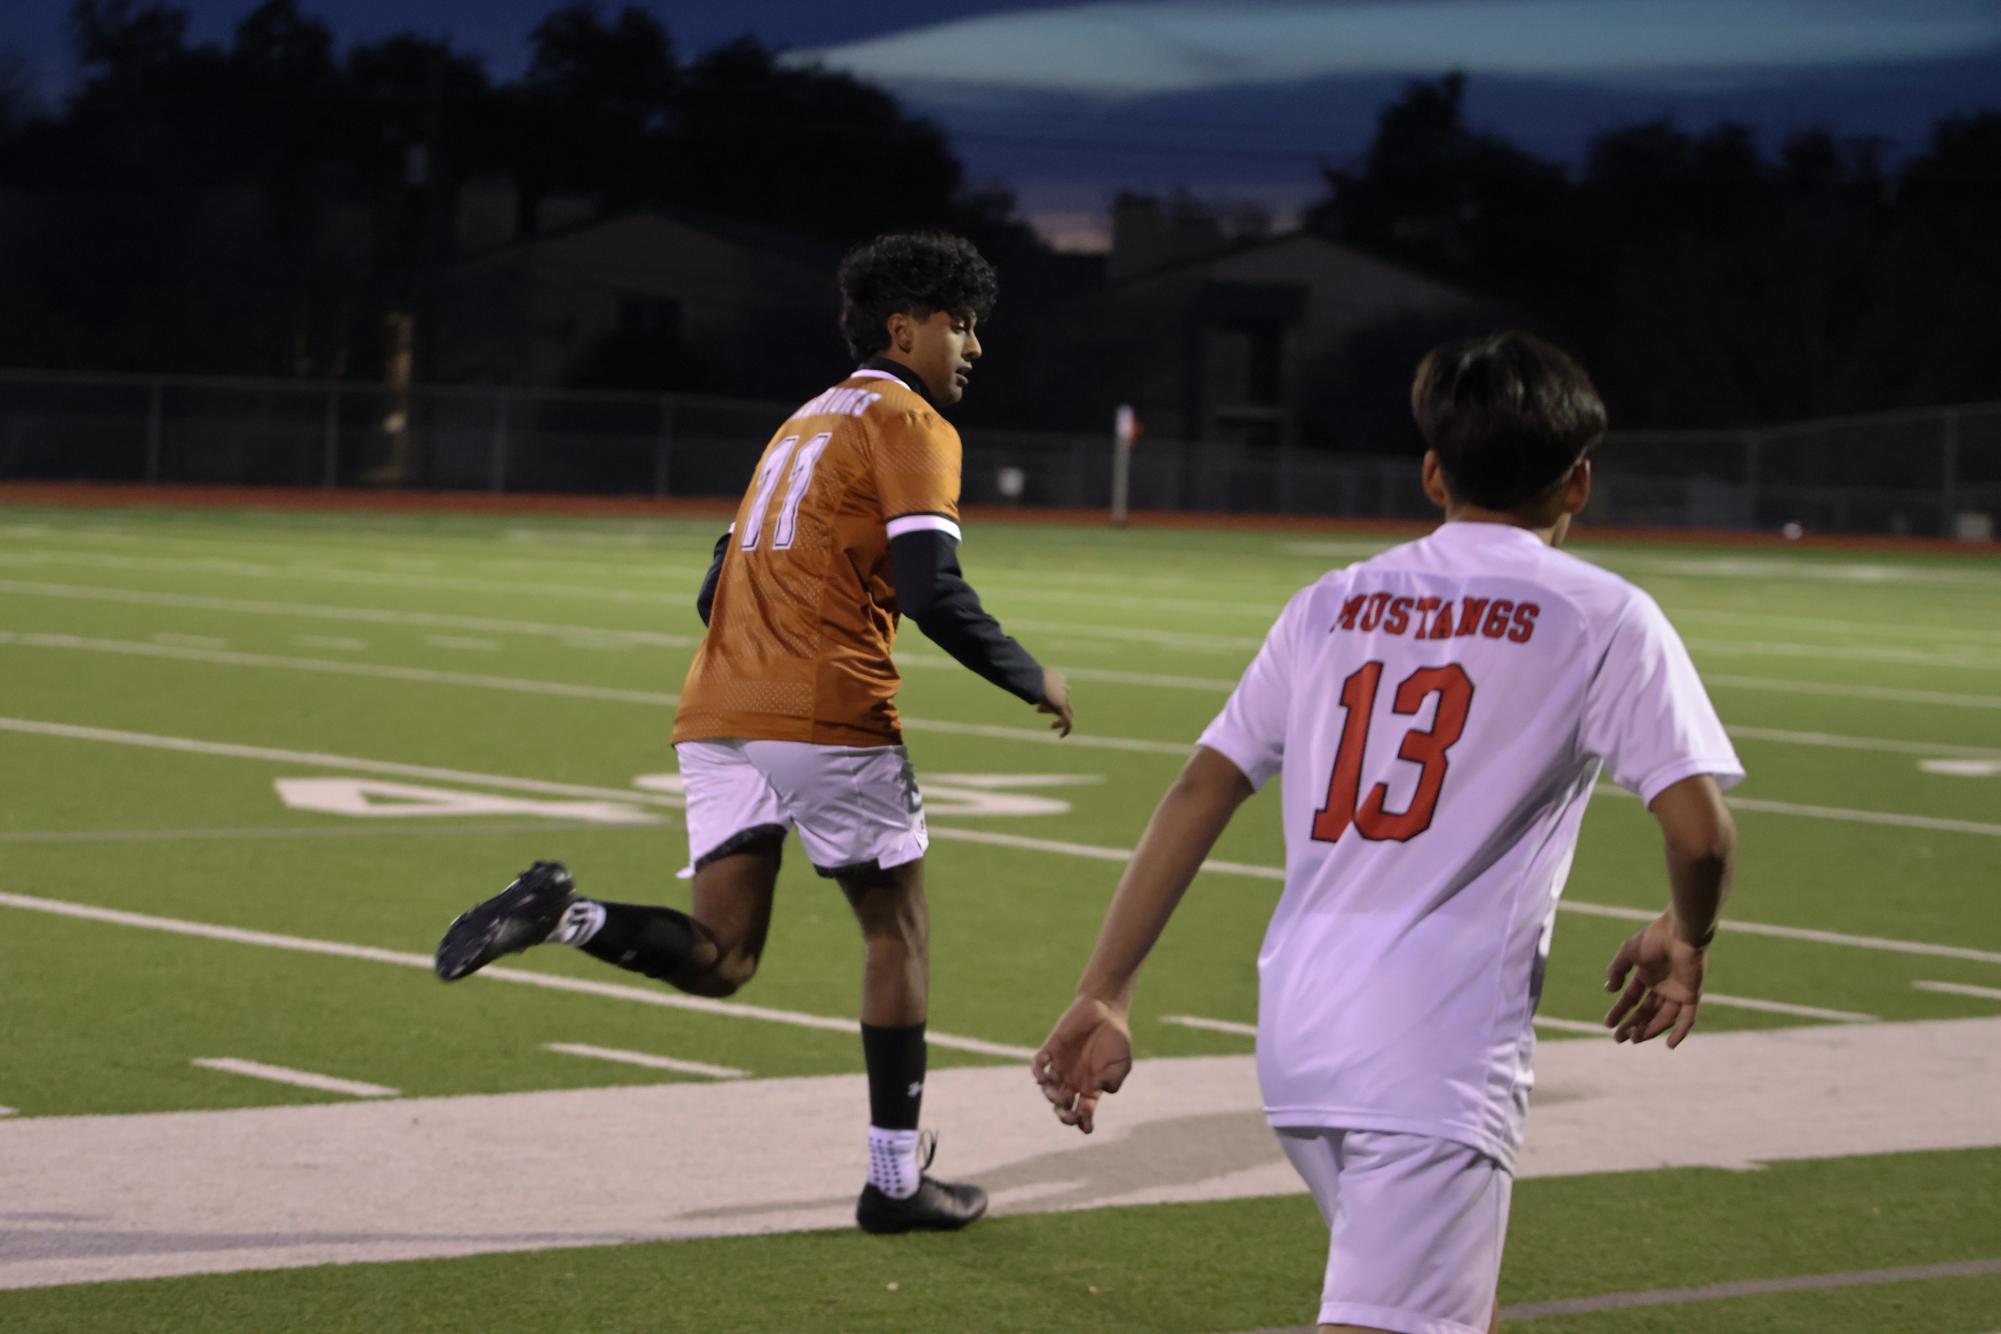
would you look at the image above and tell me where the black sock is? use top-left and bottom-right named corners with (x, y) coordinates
top-left (580, 901), bottom-right (699, 982)
top-left (860, 1022), bottom-right (927, 1131)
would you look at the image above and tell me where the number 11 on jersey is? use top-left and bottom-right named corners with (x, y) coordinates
top-left (741, 431), bottom-right (833, 552)
top-left (1312, 661), bottom-right (1475, 844)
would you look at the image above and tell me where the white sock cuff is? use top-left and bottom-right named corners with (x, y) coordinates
top-left (867, 1127), bottom-right (923, 1200)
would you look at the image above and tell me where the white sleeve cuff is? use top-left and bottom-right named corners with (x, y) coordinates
top-left (1633, 755), bottom-right (1747, 807)
top-left (886, 513), bottom-right (963, 542)
top-left (1195, 732), bottom-right (1278, 793)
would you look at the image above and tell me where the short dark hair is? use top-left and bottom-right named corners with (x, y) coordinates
top-left (837, 232), bottom-right (998, 361)
top-left (1411, 331), bottom-right (1607, 512)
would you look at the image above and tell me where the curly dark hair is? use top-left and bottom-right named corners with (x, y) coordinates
top-left (837, 232), bottom-right (998, 361)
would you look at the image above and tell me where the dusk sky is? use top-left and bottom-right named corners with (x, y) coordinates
top-left (5, 1), bottom-right (2000, 248)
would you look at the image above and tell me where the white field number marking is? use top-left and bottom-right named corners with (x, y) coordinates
top-left (277, 773), bottom-right (1097, 824)
top-left (1921, 759), bottom-right (2001, 778)
top-left (274, 779), bottom-right (659, 826)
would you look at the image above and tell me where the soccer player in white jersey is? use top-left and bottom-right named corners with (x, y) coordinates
top-left (1033, 331), bottom-right (1743, 1334)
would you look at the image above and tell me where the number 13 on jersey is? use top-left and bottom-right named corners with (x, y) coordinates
top-left (1312, 661), bottom-right (1475, 844)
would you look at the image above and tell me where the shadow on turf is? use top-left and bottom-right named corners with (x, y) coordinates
top-left (678, 1109), bottom-right (1280, 1224)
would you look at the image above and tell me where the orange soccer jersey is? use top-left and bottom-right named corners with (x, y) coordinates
top-left (672, 369), bottom-right (962, 747)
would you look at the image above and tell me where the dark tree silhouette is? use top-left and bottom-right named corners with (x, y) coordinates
top-left (1306, 74), bottom-right (2001, 428)
top-left (2, 8), bottom-right (1992, 427)
top-left (1307, 73), bottom-right (1569, 304)
top-left (664, 38), bottom-right (966, 245)
top-left (506, 3), bottom-right (677, 216)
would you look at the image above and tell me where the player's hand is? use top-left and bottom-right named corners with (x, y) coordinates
top-left (1603, 910), bottom-right (1708, 1048)
top-left (1037, 668), bottom-right (1074, 737)
top-left (1031, 994), bottom-right (1131, 1134)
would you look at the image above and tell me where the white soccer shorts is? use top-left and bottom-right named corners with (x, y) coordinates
top-left (675, 739), bottom-right (928, 878)
top-left (1277, 1127), bottom-right (1512, 1334)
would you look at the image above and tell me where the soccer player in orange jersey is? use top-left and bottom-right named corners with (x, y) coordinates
top-left (436, 233), bottom-right (1073, 1234)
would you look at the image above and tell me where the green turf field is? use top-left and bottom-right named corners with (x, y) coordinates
top-left (1, 501), bottom-right (1998, 1332)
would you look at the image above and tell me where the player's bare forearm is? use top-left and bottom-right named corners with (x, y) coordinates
top-left (1604, 774), bottom-right (1736, 1047)
top-left (1650, 774), bottom-right (1736, 945)
top-left (1074, 746), bottom-right (1253, 1010)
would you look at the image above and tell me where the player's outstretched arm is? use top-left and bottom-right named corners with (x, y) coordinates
top-left (889, 528), bottom-right (1072, 734)
top-left (1604, 773), bottom-right (1737, 1048)
top-left (1034, 746), bottom-right (1253, 1131)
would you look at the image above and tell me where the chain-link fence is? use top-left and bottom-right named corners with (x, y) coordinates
top-left (1, 369), bottom-right (1995, 539)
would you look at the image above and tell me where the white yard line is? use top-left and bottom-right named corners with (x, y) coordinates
top-left (1673, 606), bottom-right (2001, 649)
top-left (1594, 780), bottom-right (2001, 839)
top-left (1703, 994), bottom-right (1874, 1022)
top-left (0, 820), bottom-right (646, 845)
top-left (905, 718), bottom-right (1194, 756)
top-left (1598, 552), bottom-right (2001, 591)
top-left (0, 891), bottom-right (1032, 1062)
top-left (0, 639), bottom-right (1194, 756)
top-left (1717, 795), bottom-right (2001, 839)
top-left (544, 1043), bottom-right (746, 1080)
top-left (1555, 901), bottom-right (2001, 968)
top-left (0, 523), bottom-right (1288, 610)
top-left (1497, 1258), bottom-right (2001, 1324)
top-left (958, 584), bottom-right (1280, 619)
top-left (0, 579), bottom-right (697, 647)
top-left (19, 632), bottom-right (2000, 776)
top-left (9, 716), bottom-right (2001, 969)
top-left (927, 824), bottom-right (1283, 880)
top-left (1914, 980), bottom-right (2001, 1002)
top-left (1729, 726), bottom-right (2001, 759)
top-left (0, 634), bottom-right (684, 707)
top-left (9, 576), bottom-right (1999, 720)
top-left (1011, 617), bottom-right (1262, 654)
top-left (1687, 638), bottom-right (2001, 672)
top-left (152, 632), bottom-right (227, 650)
top-left (15, 636), bottom-right (2000, 772)
top-left (191, 1058), bottom-right (397, 1099)
top-left (0, 547), bottom-right (695, 608)
top-left (0, 522), bottom-right (707, 581)
top-left (900, 653), bottom-right (1238, 692)
top-left (0, 716), bottom-right (681, 805)
top-left (1706, 673), bottom-right (2001, 711)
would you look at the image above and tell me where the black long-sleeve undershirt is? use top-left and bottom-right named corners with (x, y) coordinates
top-left (694, 529), bottom-right (729, 626)
top-left (888, 527), bottom-right (1046, 703)
top-left (692, 526), bottom-right (1044, 704)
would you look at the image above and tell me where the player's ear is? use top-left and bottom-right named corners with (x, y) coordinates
top-left (1562, 458), bottom-right (1592, 515)
top-left (1421, 450), bottom-right (1450, 510)
top-left (887, 311), bottom-right (914, 355)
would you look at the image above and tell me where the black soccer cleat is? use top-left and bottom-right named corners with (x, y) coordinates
top-left (856, 1177), bottom-right (989, 1234)
top-left (855, 1133), bottom-right (988, 1235)
top-left (434, 860), bottom-right (575, 981)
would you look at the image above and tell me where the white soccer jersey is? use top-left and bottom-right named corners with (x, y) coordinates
top-left (1198, 522), bottom-right (1744, 1168)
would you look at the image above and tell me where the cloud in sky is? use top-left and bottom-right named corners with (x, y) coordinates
top-left (791, 0), bottom-right (2001, 101)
